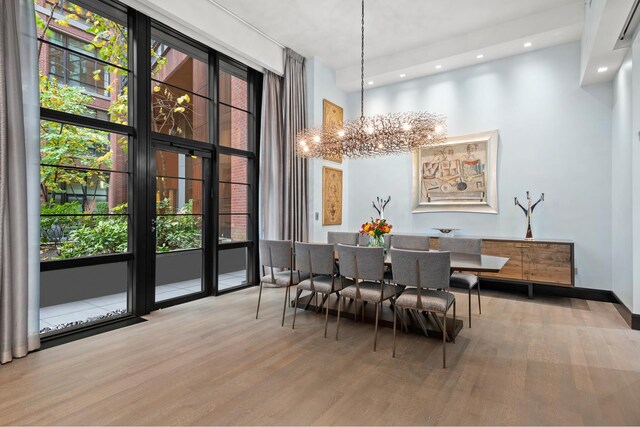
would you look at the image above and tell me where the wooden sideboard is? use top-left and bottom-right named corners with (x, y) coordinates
top-left (429, 236), bottom-right (575, 298)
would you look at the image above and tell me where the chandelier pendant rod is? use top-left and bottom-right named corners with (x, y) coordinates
top-left (294, 0), bottom-right (447, 159)
top-left (360, 0), bottom-right (365, 121)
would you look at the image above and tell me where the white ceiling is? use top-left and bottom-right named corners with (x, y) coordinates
top-left (213, 0), bottom-right (585, 90)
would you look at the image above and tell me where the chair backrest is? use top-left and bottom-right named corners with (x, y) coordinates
top-left (438, 237), bottom-right (481, 255)
top-left (294, 242), bottom-right (335, 276)
top-left (390, 248), bottom-right (451, 290)
top-left (259, 239), bottom-right (293, 269)
top-left (390, 234), bottom-right (430, 251)
top-left (337, 244), bottom-right (384, 282)
top-left (328, 231), bottom-right (358, 247)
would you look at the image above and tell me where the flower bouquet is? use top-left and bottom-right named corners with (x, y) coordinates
top-left (360, 218), bottom-right (392, 248)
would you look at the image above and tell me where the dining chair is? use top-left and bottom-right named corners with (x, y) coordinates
top-left (438, 237), bottom-right (482, 328)
top-left (292, 242), bottom-right (344, 337)
top-left (390, 234), bottom-right (430, 251)
top-left (327, 231), bottom-right (358, 248)
top-left (335, 244), bottom-right (403, 351)
top-left (390, 248), bottom-right (455, 368)
top-left (256, 239), bottom-right (305, 326)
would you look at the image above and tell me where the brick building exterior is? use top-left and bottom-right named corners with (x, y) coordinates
top-left (38, 0), bottom-right (249, 242)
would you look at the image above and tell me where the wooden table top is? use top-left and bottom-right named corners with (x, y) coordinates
top-left (335, 250), bottom-right (509, 273)
top-left (384, 252), bottom-right (508, 273)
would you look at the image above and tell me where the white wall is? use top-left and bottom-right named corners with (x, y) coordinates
top-left (305, 57), bottom-right (351, 243)
top-left (611, 51), bottom-right (633, 308)
top-left (345, 42), bottom-right (613, 289)
top-left (631, 31), bottom-right (640, 314)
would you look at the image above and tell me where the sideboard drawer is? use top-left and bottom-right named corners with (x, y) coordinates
top-left (523, 243), bottom-right (572, 286)
top-left (480, 241), bottom-right (524, 281)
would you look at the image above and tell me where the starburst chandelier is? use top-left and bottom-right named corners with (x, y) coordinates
top-left (296, 0), bottom-right (447, 159)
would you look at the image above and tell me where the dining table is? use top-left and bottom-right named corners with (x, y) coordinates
top-left (296, 250), bottom-right (510, 341)
top-left (384, 251), bottom-right (509, 273)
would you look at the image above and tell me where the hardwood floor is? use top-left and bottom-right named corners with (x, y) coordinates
top-left (1, 286), bottom-right (640, 425)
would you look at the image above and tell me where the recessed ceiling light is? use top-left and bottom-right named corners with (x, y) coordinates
top-left (524, 42), bottom-right (532, 48)
top-left (476, 54), bottom-right (484, 59)
top-left (597, 66), bottom-right (608, 73)
top-left (368, 80), bottom-right (374, 85)
top-left (399, 73), bottom-right (406, 78)
top-left (435, 65), bottom-right (442, 69)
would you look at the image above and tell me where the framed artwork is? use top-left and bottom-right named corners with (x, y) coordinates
top-left (323, 99), bottom-right (343, 163)
top-left (412, 130), bottom-right (499, 213)
top-left (322, 166), bottom-right (343, 225)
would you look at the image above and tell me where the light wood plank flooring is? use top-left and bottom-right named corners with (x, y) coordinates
top-left (1, 286), bottom-right (640, 425)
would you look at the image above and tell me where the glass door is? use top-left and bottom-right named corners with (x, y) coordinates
top-left (152, 147), bottom-right (209, 306)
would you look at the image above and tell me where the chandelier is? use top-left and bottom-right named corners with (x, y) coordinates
top-left (296, 0), bottom-right (447, 159)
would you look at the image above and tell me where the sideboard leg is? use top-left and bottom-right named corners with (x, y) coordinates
top-left (528, 284), bottom-right (533, 299)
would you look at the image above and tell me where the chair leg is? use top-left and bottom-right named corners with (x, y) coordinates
top-left (468, 287), bottom-right (472, 328)
top-left (402, 308), bottom-right (408, 333)
top-left (392, 303), bottom-right (398, 358)
top-left (255, 281), bottom-right (264, 319)
top-left (354, 299), bottom-right (358, 321)
top-left (324, 293), bottom-right (330, 338)
top-left (303, 292), bottom-right (314, 311)
top-left (281, 286), bottom-right (290, 327)
top-left (442, 310), bottom-right (447, 369)
top-left (318, 294), bottom-right (329, 312)
top-left (476, 283), bottom-right (482, 315)
top-left (374, 302), bottom-right (380, 352)
top-left (336, 295), bottom-right (343, 341)
top-left (292, 288), bottom-right (302, 330)
top-left (362, 300), bottom-right (366, 321)
top-left (453, 300), bottom-right (456, 344)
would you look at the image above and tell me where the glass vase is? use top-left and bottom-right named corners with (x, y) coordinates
top-left (368, 234), bottom-right (385, 248)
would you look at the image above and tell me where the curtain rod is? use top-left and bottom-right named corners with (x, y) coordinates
top-left (205, 0), bottom-right (286, 49)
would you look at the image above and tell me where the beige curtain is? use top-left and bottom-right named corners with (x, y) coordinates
top-left (1, 0), bottom-right (41, 364)
top-left (260, 49), bottom-right (309, 242)
top-left (259, 71), bottom-right (285, 240)
top-left (282, 48), bottom-right (308, 242)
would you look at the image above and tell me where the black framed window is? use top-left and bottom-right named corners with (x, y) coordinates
top-left (35, 0), bottom-right (262, 339)
top-left (37, 0), bottom-right (134, 337)
top-left (150, 28), bottom-right (210, 143)
top-left (47, 30), bottom-right (112, 97)
top-left (37, 0), bottom-right (131, 262)
top-left (216, 59), bottom-right (260, 293)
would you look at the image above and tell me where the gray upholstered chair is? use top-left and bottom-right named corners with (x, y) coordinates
top-left (390, 248), bottom-right (455, 368)
top-left (438, 237), bottom-right (482, 328)
top-left (335, 244), bottom-right (403, 351)
top-left (327, 231), bottom-right (358, 248)
top-left (256, 239), bottom-right (305, 326)
top-left (390, 234), bottom-right (430, 251)
top-left (292, 242), bottom-right (344, 337)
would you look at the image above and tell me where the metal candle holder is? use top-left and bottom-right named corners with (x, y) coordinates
top-left (514, 191), bottom-right (544, 240)
top-left (373, 196), bottom-right (391, 220)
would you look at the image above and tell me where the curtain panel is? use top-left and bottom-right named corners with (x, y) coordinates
top-left (259, 71), bottom-right (285, 240)
top-left (259, 48), bottom-right (309, 242)
top-left (282, 48), bottom-right (308, 242)
top-left (0, 0), bottom-right (41, 364)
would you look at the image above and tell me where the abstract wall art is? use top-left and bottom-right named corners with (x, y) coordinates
top-left (412, 130), bottom-right (499, 213)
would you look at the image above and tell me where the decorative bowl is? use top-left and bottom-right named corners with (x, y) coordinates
top-left (432, 227), bottom-right (460, 235)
